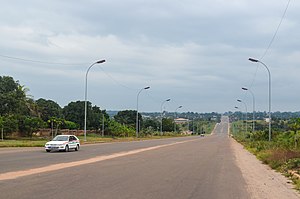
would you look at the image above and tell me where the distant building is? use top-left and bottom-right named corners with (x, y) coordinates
top-left (174, 118), bottom-right (189, 124)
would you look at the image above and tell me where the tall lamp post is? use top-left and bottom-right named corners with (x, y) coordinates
top-left (235, 106), bottom-right (241, 132)
top-left (160, 98), bottom-right (171, 136)
top-left (185, 109), bottom-right (191, 133)
top-left (136, 86), bottom-right (150, 138)
top-left (242, 87), bottom-right (255, 133)
top-left (234, 106), bottom-right (239, 120)
top-left (84, 60), bottom-right (106, 142)
top-left (174, 106), bottom-right (183, 133)
top-left (237, 99), bottom-right (248, 134)
top-left (249, 58), bottom-right (271, 141)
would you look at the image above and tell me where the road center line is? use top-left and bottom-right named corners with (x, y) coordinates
top-left (0, 139), bottom-right (197, 181)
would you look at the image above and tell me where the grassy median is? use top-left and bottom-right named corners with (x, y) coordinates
top-left (0, 133), bottom-right (190, 147)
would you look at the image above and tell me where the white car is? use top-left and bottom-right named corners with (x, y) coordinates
top-left (45, 135), bottom-right (80, 152)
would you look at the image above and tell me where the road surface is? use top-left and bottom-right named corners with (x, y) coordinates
top-left (0, 117), bottom-right (298, 198)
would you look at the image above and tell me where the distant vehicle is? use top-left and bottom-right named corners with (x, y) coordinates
top-left (45, 135), bottom-right (80, 152)
top-left (200, 133), bottom-right (205, 137)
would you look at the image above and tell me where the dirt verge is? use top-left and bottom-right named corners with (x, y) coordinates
top-left (231, 138), bottom-right (300, 199)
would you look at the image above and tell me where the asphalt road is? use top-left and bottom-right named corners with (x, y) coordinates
top-left (0, 117), bottom-right (250, 199)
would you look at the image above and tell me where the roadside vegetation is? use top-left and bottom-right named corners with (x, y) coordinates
top-left (0, 134), bottom-right (184, 147)
top-left (0, 75), bottom-right (219, 146)
top-left (231, 117), bottom-right (300, 190)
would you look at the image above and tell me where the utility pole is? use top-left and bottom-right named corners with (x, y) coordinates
top-left (102, 114), bottom-right (105, 137)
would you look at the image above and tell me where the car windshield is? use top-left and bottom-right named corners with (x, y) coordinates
top-left (52, 136), bottom-right (68, 141)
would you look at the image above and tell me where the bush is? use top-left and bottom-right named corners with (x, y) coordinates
top-left (106, 120), bottom-right (135, 137)
top-left (251, 130), bottom-right (269, 141)
top-left (139, 126), bottom-right (155, 137)
top-left (284, 158), bottom-right (300, 170)
top-left (257, 149), bottom-right (300, 170)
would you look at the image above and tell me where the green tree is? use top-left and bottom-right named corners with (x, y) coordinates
top-left (99, 112), bottom-right (110, 135)
top-left (288, 118), bottom-right (300, 132)
top-left (47, 117), bottom-right (65, 137)
top-left (63, 101), bottom-right (108, 130)
top-left (23, 117), bottom-right (45, 138)
top-left (2, 115), bottom-right (19, 136)
top-left (0, 76), bottom-right (29, 116)
top-left (0, 116), bottom-right (4, 140)
top-left (162, 118), bottom-right (175, 132)
top-left (63, 120), bottom-right (79, 130)
top-left (36, 98), bottom-right (62, 121)
top-left (26, 98), bottom-right (40, 117)
top-left (18, 85), bottom-right (38, 116)
top-left (63, 101), bottom-right (86, 129)
top-left (142, 118), bottom-right (160, 131)
top-left (89, 105), bottom-right (108, 131)
top-left (107, 119), bottom-right (134, 137)
top-left (0, 116), bottom-right (3, 129)
top-left (114, 110), bottom-right (141, 128)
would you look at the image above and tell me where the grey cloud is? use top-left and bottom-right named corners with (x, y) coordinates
top-left (1, 0), bottom-right (300, 112)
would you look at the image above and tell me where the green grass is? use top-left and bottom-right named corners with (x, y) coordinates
top-left (77, 134), bottom-right (187, 144)
top-left (294, 178), bottom-right (300, 191)
top-left (0, 133), bottom-right (190, 147)
top-left (0, 140), bottom-right (47, 147)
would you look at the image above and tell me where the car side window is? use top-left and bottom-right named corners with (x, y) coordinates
top-left (70, 136), bottom-right (76, 141)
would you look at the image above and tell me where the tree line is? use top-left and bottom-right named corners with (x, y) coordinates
top-left (0, 76), bottom-right (182, 138)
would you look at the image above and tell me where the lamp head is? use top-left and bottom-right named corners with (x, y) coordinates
top-left (96, 60), bottom-right (106, 64)
top-left (249, 58), bottom-right (258, 63)
top-left (144, 86), bottom-right (150, 90)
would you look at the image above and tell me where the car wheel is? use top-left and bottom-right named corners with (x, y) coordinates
top-left (65, 145), bottom-right (69, 152)
top-left (46, 150), bottom-right (51, 152)
top-left (75, 144), bottom-right (79, 151)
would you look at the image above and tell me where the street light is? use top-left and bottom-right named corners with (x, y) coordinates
top-left (249, 58), bottom-right (271, 141)
top-left (185, 109), bottom-right (191, 133)
top-left (84, 60), bottom-right (106, 142)
top-left (234, 106), bottom-right (240, 121)
top-left (234, 106), bottom-right (239, 114)
top-left (160, 98), bottom-right (171, 136)
top-left (174, 106), bottom-right (183, 133)
top-left (136, 86), bottom-right (150, 138)
top-left (242, 87), bottom-right (255, 133)
top-left (235, 106), bottom-right (241, 131)
top-left (237, 99), bottom-right (248, 134)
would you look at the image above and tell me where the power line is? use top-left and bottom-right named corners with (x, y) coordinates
top-left (260, 0), bottom-right (291, 60)
top-left (249, 0), bottom-right (291, 89)
top-left (0, 54), bottom-right (87, 66)
top-left (98, 67), bottom-right (137, 91)
top-left (0, 53), bottom-right (139, 91)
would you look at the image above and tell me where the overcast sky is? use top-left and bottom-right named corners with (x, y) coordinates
top-left (1, 0), bottom-right (299, 113)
